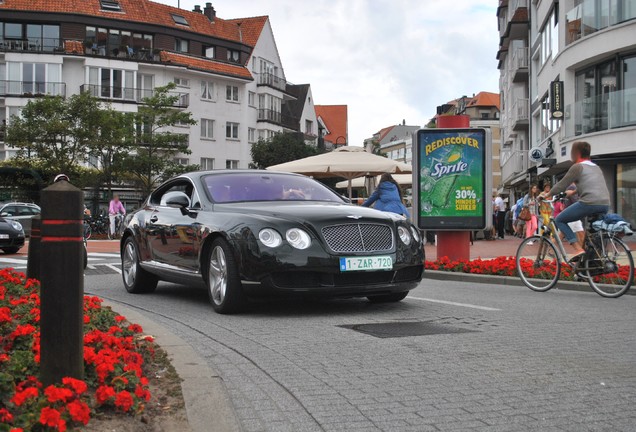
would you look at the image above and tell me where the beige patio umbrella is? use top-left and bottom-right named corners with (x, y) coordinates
top-left (267, 146), bottom-right (412, 199)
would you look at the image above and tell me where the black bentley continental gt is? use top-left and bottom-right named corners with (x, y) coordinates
top-left (120, 171), bottom-right (424, 313)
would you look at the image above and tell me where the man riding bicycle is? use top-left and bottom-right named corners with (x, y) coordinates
top-left (540, 141), bottom-right (609, 260)
top-left (108, 194), bottom-right (126, 240)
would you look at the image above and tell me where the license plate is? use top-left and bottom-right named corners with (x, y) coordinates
top-left (339, 256), bottom-right (393, 272)
top-left (0, 234), bottom-right (8, 239)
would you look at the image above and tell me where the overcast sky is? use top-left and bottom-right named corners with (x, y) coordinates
top-left (157, 0), bottom-right (500, 146)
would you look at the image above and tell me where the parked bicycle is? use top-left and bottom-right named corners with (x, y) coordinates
top-left (516, 196), bottom-right (634, 298)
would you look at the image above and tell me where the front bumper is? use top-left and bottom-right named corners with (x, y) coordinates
top-left (0, 234), bottom-right (25, 249)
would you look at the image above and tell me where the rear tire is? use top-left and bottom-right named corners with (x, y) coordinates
top-left (121, 238), bottom-right (157, 293)
top-left (205, 238), bottom-right (247, 314)
top-left (516, 236), bottom-right (561, 292)
top-left (2, 247), bottom-right (20, 255)
top-left (586, 237), bottom-right (634, 298)
top-left (367, 291), bottom-right (409, 303)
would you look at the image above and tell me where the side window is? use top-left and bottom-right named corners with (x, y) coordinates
top-left (2, 206), bottom-right (18, 216)
top-left (19, 207), bottom-right (34, 216)
top-left (150, 180), bottom-right (199, 207)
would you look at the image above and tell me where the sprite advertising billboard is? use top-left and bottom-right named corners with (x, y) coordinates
top-left (413, 128), bottom-right (491, 230)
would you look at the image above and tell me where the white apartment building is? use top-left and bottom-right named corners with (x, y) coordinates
top-left (0, 0), bottom-right (317, 174)
top-left (498, 0), bottom-right (636, 226)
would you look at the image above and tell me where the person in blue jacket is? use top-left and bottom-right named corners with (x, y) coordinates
top-left (362, 173), bottom-right (410, 217)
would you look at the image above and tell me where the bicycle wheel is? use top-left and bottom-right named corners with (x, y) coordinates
top-left (586, 236), bottom-right (634, 298)
top-left (516, 236), bottom-right (561, 292)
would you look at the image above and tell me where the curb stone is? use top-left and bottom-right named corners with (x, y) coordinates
top-left (423, 270), bottom-right (635, 295)
top-left (100, 300), bottom-right (243, 432)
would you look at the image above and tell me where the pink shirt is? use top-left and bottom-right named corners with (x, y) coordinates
top-left (109, 200), bottom-right (126, 216)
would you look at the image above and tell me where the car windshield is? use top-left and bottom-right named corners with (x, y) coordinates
top-left (203, 173), bottom-right (345, 204)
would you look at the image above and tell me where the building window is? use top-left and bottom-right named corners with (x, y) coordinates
top-left (174, 77), bottom-right (189, 88)
top-left (87, 67), bottom-right (135, 99)
top-left (305, 120), bottom-right (314, 135)
top-left (226, 122), bottom-right (239, 139)
top-left (200, 157), bottom-right (214, 170)
top-left (248, 91), bottom-right (256, 107)
top-left (539, 92), bottom-right (560, 143)
top-left (201, 81), bottom-right (214, 100)
top-left (248, 128), bottom-right (256, 143)
top-left (226, 160), bottom-right (239, 169)
top-left (204, 46), bottom-right (215, 58)
top-left (226, 85), bottom-right (239, 102)
top-left (0, 23), bottom-right (60, 52)
top-left (175, 38), bottom-right (188, 53)
top-left (100, 0), bottom-right (121, 11)
top-left (617, 163), bottom-right (636, 228)
top-left (227, 49), bottom-right (240, 63)
top-left (171, 14), bottom-right (189, 26)
top-left (201, 119), bottom-right (214, 139)
top-left (4, 62), bottom-right (62, 96)
top-left (566, 0), bottom-right (636, 44)
top-left (174, 158), bottom-right (189, 165)
top-left (137, 73), bottom-right (154, 100)
top-left (86, 27), bottom-right (153, 57)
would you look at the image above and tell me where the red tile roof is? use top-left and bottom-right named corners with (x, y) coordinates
top-left (159, 51), bottom-right (252, 80)
top-left (315, 105), bottom-right (348, 145)
top-left (467, 91), bottom-right (501, 110)
top-left (0, 0), bottom-right (265, 45)
top-left (376, 126), bottom-right (395, 142)
top-left (225, 16), bottom-right (268, 48)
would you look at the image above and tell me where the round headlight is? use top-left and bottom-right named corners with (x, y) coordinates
top-left (286, 228), bottom-right (311, 250)
top-left (410, 226), bottom-right (421, 242)
top-left (397, 226), bottom-right (411, 245)
top-left (8, 220), bottom-right (23, 232)
top-left (258, 228), bottom-right (282, 248)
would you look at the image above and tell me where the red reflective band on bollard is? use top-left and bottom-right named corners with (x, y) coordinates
top-left (41, 237), bottom-right (84, 243)
top-left (42, 219), bottom-right (84, 225)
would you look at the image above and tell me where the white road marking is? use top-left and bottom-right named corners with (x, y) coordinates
top-left (88, 253), bottom-right (121, 258)
top-left (103, 264), bottom-right (122, 274)
top-left (406, 296), bottom-right (501, 311)
top-left (0, 258), bottom-right (28, 264)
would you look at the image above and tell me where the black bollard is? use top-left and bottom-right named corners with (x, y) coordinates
top-left (39, 181), bottom-right (84, 385)
top-left (26, 215), bottom-right (41, 280)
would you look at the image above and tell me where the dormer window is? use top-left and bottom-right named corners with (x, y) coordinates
top-left (171, 14), bottom-right (189, 26)
top-left (227, 49), bottom-right (240, 64)
top-left (100, 0), bottom-right (121, 11)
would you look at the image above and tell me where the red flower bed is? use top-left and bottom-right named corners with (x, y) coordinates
top-left (0, 268), bottom-right (155, 431)
top-left (426, 256), bottom-right (632, 284)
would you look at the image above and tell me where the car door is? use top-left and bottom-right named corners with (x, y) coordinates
top-left (146, 180), bottom-right (200, 271)
top-left (17, 206), bottom-right (35, 235)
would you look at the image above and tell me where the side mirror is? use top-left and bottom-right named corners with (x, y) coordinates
top-left (163, 192), bottom-right (191, 215)
top-left (0, 212), bottom-right (9, 217)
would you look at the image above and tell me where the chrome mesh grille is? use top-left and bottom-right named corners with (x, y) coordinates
top-left (321, 224), bottom-right (393, 253)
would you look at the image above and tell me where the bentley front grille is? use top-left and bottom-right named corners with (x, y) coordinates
top-left (321, 224), bottom-right (393, 253)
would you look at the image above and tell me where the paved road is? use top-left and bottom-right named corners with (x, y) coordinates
top-left (83, 273), bottom-right (636, 432)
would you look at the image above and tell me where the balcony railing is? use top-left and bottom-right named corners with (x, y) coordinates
top-left (257, 73), bottom-right (288, 92)
top-left (0, 81), bottom-right (66, 97)
top-left (81, 85), bottom-right (189, 107)
top-left (257, 109), bottom-right (298, 130)
top-left (0, 37), bottom-right (63, 53)
top-left (511, 47), bottom-right (528, 82)
top-left (512, 98), bottom-right (529, 130)
top-left (566, 0), bottom-right (636, 45)
top-left (0, 37), bottom-right (157, 60)
top-left (563, 88), bottom-right (636, 138)
top-left (501, 150), bottom-right (528, 183)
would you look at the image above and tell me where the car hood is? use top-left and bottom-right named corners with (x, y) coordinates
top-left (214, 201), bottom-right (407, 225)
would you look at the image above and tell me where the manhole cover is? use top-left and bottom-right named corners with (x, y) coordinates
top-left (340, 321), bottom-right (479, 338)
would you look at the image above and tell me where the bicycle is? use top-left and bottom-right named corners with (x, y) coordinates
top-left (515, 197), bottom-right (634, 298)
top-left (108, 213), bottom-right (124, 240)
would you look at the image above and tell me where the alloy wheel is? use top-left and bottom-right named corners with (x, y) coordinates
top-left (209, 246), bottom-right (228, 305)
top-left (122, 242), bottom-right (137, 287)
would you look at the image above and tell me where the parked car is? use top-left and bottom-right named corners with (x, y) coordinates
top-left (0, 203), bottom-right (41, 236)
top-left (120, 170), bottom-right (425, 314)
top-left (0, 217), bottom-right (25, 254)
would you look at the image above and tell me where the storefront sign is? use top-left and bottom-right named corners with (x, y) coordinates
top-left (550, 81), bottom-right (564, 119)
top-left (414, 128), bottom-right (491, 230)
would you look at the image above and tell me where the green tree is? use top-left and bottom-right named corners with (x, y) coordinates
top-left (250, 132), bottom-right (319, 169)
top-left (122, 83), bottom-right (197, 197)
top-left (4, 92), bottom-right (102, 177)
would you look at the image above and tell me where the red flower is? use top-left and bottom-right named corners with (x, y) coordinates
top-left (0, 306), bottom-right (11, 323)
top-left (114, 390), bottom-right (134, 412)
top-left (0, 408), bottom-right (14, 422)
top-left (11, 387), bottom-right (39, 406)
top-left (135, 385), bottom-right (151, 401)
top-left (10, 429), bottom-right (23, 432)
top-left (62, 377), bottom-right (88, 395)
top-left (39, 407), bottom-right (66, 431)
top-left (95, 385), bottom-right (116, 404)
top-left (127, 324), bottom-right (143, 333)
top-left (12, 324), bottom-right (36, 338)
top-left (67, 400), bottom-right (91, 425)
top-left (83, 315), bottom-right (90, 324)
top-left (44, 385), bottom-right (75, 403)
top-left (114, 315), bottom-right (126, 323)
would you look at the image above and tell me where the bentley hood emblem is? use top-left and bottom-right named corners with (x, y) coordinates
top-left (347, 215), bottom-right (363, 220)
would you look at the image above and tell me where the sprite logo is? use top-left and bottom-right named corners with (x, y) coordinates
top-left (430, 151), bottom-right (468, 179)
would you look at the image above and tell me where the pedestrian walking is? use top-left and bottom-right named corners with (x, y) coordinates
top-left (108, 194), bottom-right (126, 239)
top-left (493, 193), bottom-right (506, 239)
top-left (362, 173), bottom-right (410, 217)
top-left (522, 185), bottom-right (540, 240)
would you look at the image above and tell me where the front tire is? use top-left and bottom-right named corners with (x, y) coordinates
top-left (516, 236), bottom-right (561, 292)
top-left (206, 238), bottom-right (246, 314)
top-left (2, 247), bottom-right (20, 255)
top-left (121, 238), bottom-right (157, 294)
top-left (367, 291), bottom-right (409, 303)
